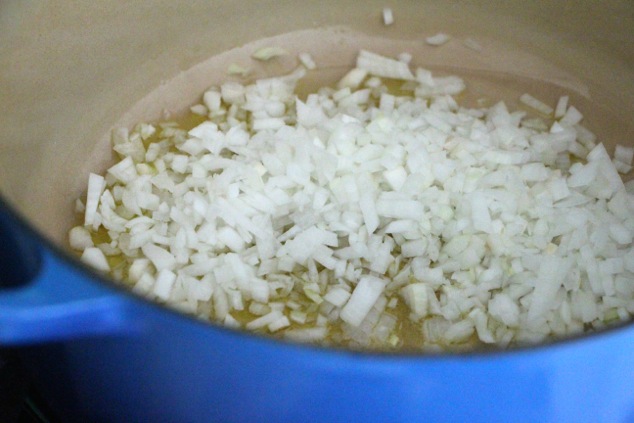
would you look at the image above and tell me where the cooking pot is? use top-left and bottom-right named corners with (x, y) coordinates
top-left (2, 1), bottom-right (634, 421)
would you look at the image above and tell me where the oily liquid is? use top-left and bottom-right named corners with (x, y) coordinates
top-left (82, 64), bottom-right (632, 352)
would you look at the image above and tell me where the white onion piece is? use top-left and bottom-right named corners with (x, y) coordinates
top-left (298, 52), bottom-right (316, 70)
top-left (400, 283), bottom-right (428, 318)
top-left (69, 226), bottom-right (94, 250)
top-left (520, 93), bottom-right (554, 115)
top-left (251, 46), bottom-right (288, 61)
top-left (154, 269), bottom-right (176, 301)
top-left (341, 276), bottom-right (386, 327)
top-left (356, 49), bottom-right (415, 80)
top-left (425, 33), bottom-right (451, 46)
top-left (80, 247), bottom-right (110, 272)
top-left (555, 95), bottom-right (569, 118)
top-left (382, 7), bottom-right (394, 26)
top-left (84, 173), bottom-right (105, 227)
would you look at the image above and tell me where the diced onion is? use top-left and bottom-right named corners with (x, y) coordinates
top-left (425, 33), bottom-right (451, 46)
top-left (71, 48), bottom-right (634, 352)
top-left (298, 52), bottom-right (316, 70)
top-left (382, 7), bottom-right (394, 26)
top-left (251, 46), bottom-right (288, 61)
top-left (520, 93), bottom-right (554, 115)
top-left (341, 276), bottom-right (386, 326)
top-left (80, 247), bottom-right (110, 272)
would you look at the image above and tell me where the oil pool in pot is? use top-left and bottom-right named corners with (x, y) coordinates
top-left (67, 29), bottom-right (634, 352)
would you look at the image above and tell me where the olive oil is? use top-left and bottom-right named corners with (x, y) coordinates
top-left (72, 40), bottom-right (633, 352)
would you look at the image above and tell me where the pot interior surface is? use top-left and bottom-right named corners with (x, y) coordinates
top-left (1, 0), bottom-right (633, 349)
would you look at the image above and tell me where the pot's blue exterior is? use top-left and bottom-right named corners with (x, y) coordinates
top-left (2, 202), bottom-right (634, 423)
top-left (20, 314), bottom-right (634, 423)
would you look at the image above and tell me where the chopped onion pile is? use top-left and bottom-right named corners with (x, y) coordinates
top-left (70, 49), bottom-right (634, 351)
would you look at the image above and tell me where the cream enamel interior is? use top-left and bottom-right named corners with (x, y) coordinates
top-left (1, 1), bottom-right (633, 256)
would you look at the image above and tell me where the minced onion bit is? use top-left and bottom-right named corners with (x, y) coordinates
top-left (425, 33), bottom-right (451, 46)
top-left (382, 8), bottom-right (394, 26)
top-left (70, 49), bottom-right (634, 351)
